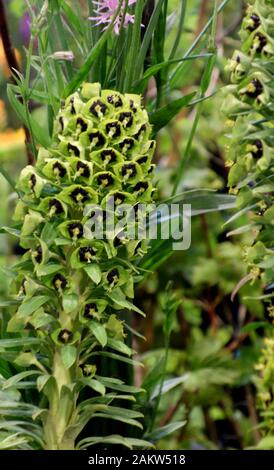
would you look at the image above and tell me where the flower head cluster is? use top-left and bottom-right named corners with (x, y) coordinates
top-left (89, 0), bottom-right (136, 35)
top-left (222, 0), bottom-right (274, 287)
top-left (12, 81), bottom-right (155, 354)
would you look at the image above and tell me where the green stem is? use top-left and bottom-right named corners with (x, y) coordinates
top-left (43, 349), bottom-right (75, 450)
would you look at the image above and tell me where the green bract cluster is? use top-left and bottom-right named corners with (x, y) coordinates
top-left (255, 335), bottom-right (274, 435)
top-left (8, 83), bottom-right (156, 449)
top-left (222, 0), bottom-right (274, 287)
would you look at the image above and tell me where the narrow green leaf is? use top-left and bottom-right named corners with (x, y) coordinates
top-left (77, 434), bottom-right (154, 450)
top-left (88, 321), bottom-right (107, 347)
top-left (2, 370), bottom-right (41, 390)
top-left (85, 379), bottom-right (106, 396)
top-left (7, 85), bottom-right (50, 148)
top-left (0, 338), bottom-right (41, 349)
top-left (84, 264), bottom-right (102, 285)
top-left (145, 421), bottom-right (186, 441)
top-left (149, 92), bottom-right (195, 135)
top-left (17, 295), bottom-right (50, 317)
top-left (108, 289), bottom-right (145, 316)
top-left (107, 337), bottom-right (133, 356)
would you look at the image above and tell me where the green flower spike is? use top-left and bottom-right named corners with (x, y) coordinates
top-left (223, 0), bottom-right (274, 287)
top-left (10, 82), bottom-right (156, 449)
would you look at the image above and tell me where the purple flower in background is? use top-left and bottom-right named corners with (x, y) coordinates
top-left (89, 0), bottom-right (136, 35)
top-left (20, 12), bottom-right (31, 45)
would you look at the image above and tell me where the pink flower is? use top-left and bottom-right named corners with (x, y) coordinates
top-left (89, 0), bottom-right (136, 35)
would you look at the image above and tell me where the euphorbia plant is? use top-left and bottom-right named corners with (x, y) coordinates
top-left (223, 0), bottom-right (273, 292)
top-left (5, 82), bottom-right (157, 450)
top-left (222, 0), bottom-right (274, 444)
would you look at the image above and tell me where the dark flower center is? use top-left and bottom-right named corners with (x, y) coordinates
top-left (53, 162), bottom-right (67, 178)
top-left (107, 94), bottom-right (123, 107)
top-left (251, 139), bottom-right (263, 158)
top-left (113, 192), bottom-right (125, 206)
top-left (68, 143), bottom-right (80, 157)
top-left (253, 32), bottom-right (267, 54)
top-left (29, 174), bottom-right (36, 190)
top-left (70, 187), bottom-right (90, 204)
top-left (118, 111), bottom-right (133, 128)
top-left (89, 209), bottom-right (107, 223)
top-left (105, 121), bottom-right (121, 138)
top-left (245, 78), bottom-right (263, 98)
top-left (76, 161), bottom-right (90, 178)
top-left (247, 13), bottom-right (261, 32)
top-left (89, 131), bottom-right (106, 148)
top-left (53, 273), bottom-right (67, 291)
top-left (76, 117), bottom-right (88, 132)
top-left (118, 138), bottom-right (135, 153)
top-left (59, 116), bottom-right (64, 131)
top-left (133, 181), bottom-right (149, 193)
top-left (114, 231), bottom-right (126, 247)
top-left (49, 198), bottom-right (63, 215)
top-left (33, 246), bottom-right (42, 264)
top-left (129, 99), bottom-right (137, 113)
top-left (68, 222), bottom-right (83, 239)
top-left (79, 246), bottom-right (97, 263)
top-left (58, 329), bottom-right (73, 344)
top-left (100, 149), bottom-right (117, 164)
top-left (134, 124), bottom-right (147, 140)
top-left (136, 155), bottom-right (148, 165)
top-left (70, 98), bottom-right (76, 115)
top-left (84, 302), bottom-right (98, 319)
top-left (107, 268), bottom-right (119, 286)
top-left (97, 173), bottom-right (114, 188)
top-left (121, 162), bottom-right (137, 178)
top-left (89, 99), bottom-right (107, 118)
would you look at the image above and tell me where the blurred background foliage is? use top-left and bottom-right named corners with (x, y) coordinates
top-left (0, 0), bottom-right (271, 449)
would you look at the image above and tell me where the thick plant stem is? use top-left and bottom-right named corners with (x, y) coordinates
top-left (44, 349), bottom-right (75, 450)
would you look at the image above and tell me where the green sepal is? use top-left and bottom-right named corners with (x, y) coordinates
top-left (80, 299), bottom-right (107, 323)
top-left (81, 82), bottom-right (101, 100)
top-left (88, 320), bottom-right (107, 347)
top-left (79, 129), bottom-right (107, 151)
top-left (38, 197), bottom-right (68, 218)
top-left (51, 328), bottom-right (81, 346)
top-left (59, 184), bottom-right (98, 206)
top-left (17, 165), bottom-right (44, 197)
top-left (102, 265), bottom-right (129, 290)
top-left (84, 264), bottom-right (102, 285)
top-left (91, 171), bottom-right (120, 193)
top-left (31, 238), bottom-right (49, 267)
top-left (60, 344), bottom-right (77, 368)
top-left (41, 158), bottom-right (70, 182)
top-left (58, 219), bottom-right (84, 241)
top-left (13, 200), bottom-right (28, 221)
top-left (70, 244), bottom-right (103, 269)
top-left (69, 157), bottom-right (93, 183)
top-left (21, 210), bottom-right (44, 237)
top-left (90, 147), bottom-right (123, 170)
top-left (114, 161), bottom-right (142, 185)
